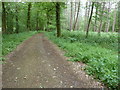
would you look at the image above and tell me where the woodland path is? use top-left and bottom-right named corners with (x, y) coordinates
top-left (3, 33), bottom-right (104, 88)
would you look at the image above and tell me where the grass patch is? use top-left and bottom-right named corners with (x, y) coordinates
top-left (2, 31), bottom-right (37, 57)
top-left (44, 30), bottom-right (118, 89)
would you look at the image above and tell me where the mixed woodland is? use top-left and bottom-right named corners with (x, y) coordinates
top-left (1, 1), bottom-right (120, 89)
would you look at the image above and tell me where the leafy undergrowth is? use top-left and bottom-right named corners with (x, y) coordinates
top-left (2, 31), bottom-right (37, 57)
top-left (44, 30), bottom-right (118, 89)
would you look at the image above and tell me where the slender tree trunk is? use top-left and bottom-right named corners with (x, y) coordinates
top-left (106, 2), bottom-right (111, 32)
top-left (56, 2), bottom-right (61, 37)
top-left (87, 2), bottom-right (91, 20)
top-left (16, 4), bottom-right (19, 33)
top-left (84, 2), bottom-right (88, 31)
top-left (46, 11), bottom-right (49, 31)
top-left (70, 2), bottom-right (73, 31)
top-left (94, 2), bottom-right (98, 32)
top-left (27, 3), bottom-right (32, 31)
top-left (118, 1), bottom-right (120, 33)
top-left (2, 2), bottom-right (6, 33)
top-left (86, 2), bottom-right (94, 38)
top-left (73, 2), bottom-right (80, 31)
top-left (112, 6), bottom-right (117, 32)
top-left (85, 2), bottom-right (91, 31)
top-left (98, 21), bottom-right (103, 35)
top-left (74, 2), bottom-right (76, 23)
top-left (118, 3), bottom-right (120, 89)
top-left (66, 4), bottom-right (69, 30)
top-left (98, 3), bottom-right (105, 35)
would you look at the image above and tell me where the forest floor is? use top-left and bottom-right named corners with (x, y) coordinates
top-left (3, 33), bottom-right (104, 88)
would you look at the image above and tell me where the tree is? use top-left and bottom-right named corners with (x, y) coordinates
top-left (84, 2), bottom-right (91, 32)
top-left (56, 2), bottom-right (61, 37)
top-left (16, 3), bottom-right (19, 33)
top-left (112, 4), bottom-right (117, 32)
top-left (2, 2), bottom-right (6, 33)
top-left (118, 1), bottom-right (120, 32)
top-left (43, 3), bottom-right (56, 31)
top-left (86, 2), bottom-right (94, 38)
top-left (84, 2), bottom-right (88, 31)
top-left (27, 3), bottom-right (32, 31)
top-left (74, 2), bottom-right (77, 24)
top-left (98, 2), bottom-right (105, 35)
top-left (94, 2), bottom-right (99, 32)
top-left (73, 2), bottom-right (80, 31)
top-left (70, 2), bottom-right (73, 31)
top-left (6, 3), bottom-right (14, 33)
top-left (106, 2), bottom-right (111, 32)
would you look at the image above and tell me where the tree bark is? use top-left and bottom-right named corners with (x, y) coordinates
top-left (74, 2), bottom-right (76, 23)
top-left (87, 2), bottom-right (91, 20)
top-left (106, 2), bottom-right (111, 32)
top-left (56, 2), bottom-right (61, 37)
top-left (118, 1), bottom-right (120, 33)
top-left (85, 2), bottom-right (91, 32)
top-left (112, 5), bottom-right (117, 32)
top-left (98, 2), bottom-right (105, 35)
top-left (16, 4), bottom-right (19, 33)
top-left (94, 2), bottom-right (98, 32)
top-left (2, 2), bottom-right (6, 33)
top-left (84, 2), bottom-right (88, 31)
top-left (86, 2), bottom-right (94, 38)
top-left (70, 2), bottom-right (73, 31)
top-left (27, 3), bottom-right (32, 31)
top-left (73, 2), bottom-right (80, 31)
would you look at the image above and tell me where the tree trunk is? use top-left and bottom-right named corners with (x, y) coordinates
top-left (87, 2), bottom-right (91, 20)
top-left (73, 2), bottom-right (80, 31)
top-left (106, 2), bottom-right (111, 32)
top-left (84, 2), bottom-right (88, 31)
top-left (118, 2), bottom-right (120, 88)
top-left (56, 2), bottom-right (61, 37)
top-left (94, 2), bottom-right (98, 32)
top-left (46, 11), bottom-right (49, 31)
top-left (98, 2), bottom-right (105, 35)
top-left (2, 2), bottom-right (6, 33)
top-left (16, 4), bottom-right (19, 33)
top-left (86, 2), bottom-right (94, 38)
top-left (112, 5), bottom-right (117, 32)
top-left (74, 2), bottom-right (76, 23)
top-left (118, 1), bottom-right (120, 33)
top-left (85, 2), bottom-right (91, 32)
top-left (70, 2), bottom-right (73, 31)
top-left (27, 3), bottom-right (32, 31)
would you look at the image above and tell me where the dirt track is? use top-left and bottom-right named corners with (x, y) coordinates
top-left (2, 34), bottom-right (104, 88)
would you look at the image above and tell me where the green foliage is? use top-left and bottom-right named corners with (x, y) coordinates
top-left (2, 31), bottom-right (37, 56)
top-left (48, 25), bottom-right (56, 30)
top-left (0, 57), bottom-right (5, 61)
top-left (44, 30), bottom-right (118, 89)
top-left (3, 2), bottom-right (64, 33)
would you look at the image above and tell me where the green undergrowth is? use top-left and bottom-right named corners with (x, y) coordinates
top-left (2, 31), bottom-right (37, 57)
top-left (44, 30), bottom-right (118, 89)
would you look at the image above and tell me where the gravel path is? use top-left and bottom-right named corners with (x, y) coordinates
top-left (2, 33), bottom-right (104, 88)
